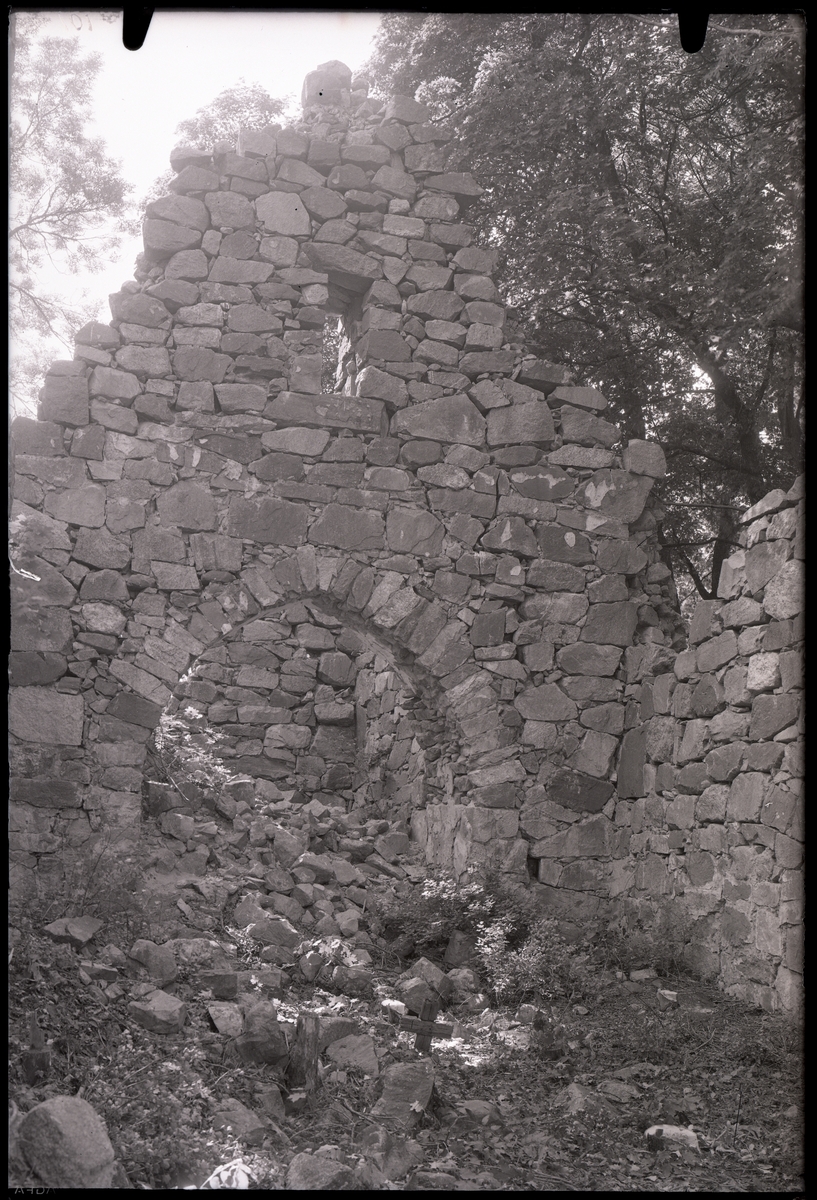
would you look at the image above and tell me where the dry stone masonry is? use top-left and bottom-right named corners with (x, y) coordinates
top-left (8, 60), bottom-right (803, 1014)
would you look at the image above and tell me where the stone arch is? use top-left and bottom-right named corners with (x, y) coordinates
top-left (10, 58), bottom-right (679, 913)
top-left (149, 587), bottom-right (463, 824)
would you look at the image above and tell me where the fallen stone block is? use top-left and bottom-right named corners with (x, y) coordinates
top-left (207, 1001), bottom-right (243, 1037)
top-left (331, 964), bottom-right (374, 997)
top-left (211, 1098), bottom-right (267, 1147)
top-left (358, 1125), bottom-right (424, 1181)
top-left (371, 1060), bottom-right (435, 1130)
top-left (18, 1095), bottom-right (116, 1188)
top-left (128, 989), bottom-right (187, 1034)
top-left (326, 1033), bottom-right (380, 1076)
top-left (286, 1151), bottom-right (356, 1189)
top-left (43, 916), bottom-right (103, 949)
top-left (128, 938), bottom-right (178, 985)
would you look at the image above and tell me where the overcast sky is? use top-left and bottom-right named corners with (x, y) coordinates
top-left (14, 10), bottom-right (383, 333)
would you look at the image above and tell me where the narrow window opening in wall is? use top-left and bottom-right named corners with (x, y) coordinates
top-left (321, 315), bottom-right (344, 395)
top-left (319, 291), bottom-right (363, 396)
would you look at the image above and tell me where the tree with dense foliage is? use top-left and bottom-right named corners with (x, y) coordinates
top-left (364, 14), bottom-right (804, 599)
top-left (9, 12), bottom-right (132, 414)
top-left (175, 80), bottom-right (288, 148)
top-left (142, 81), bottom-right (289, 209)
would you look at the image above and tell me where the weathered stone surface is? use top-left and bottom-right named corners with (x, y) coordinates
top-left (12, 417), bottom-right (65, 456)
top-left (428, 487), bottom-right (495, 519)
top-left (129, 939), bottom-right (178, 984)
top-left (749, 694), bottom-right (799, 741)
top-left (523, 591), bottom-right (588, 625)
top-left (262, 427), bottom-right (331, 455)
top-left (172, 347), bottom-right (231, 382)
top-left (533, 814), bottom-right (617, 860)
top-left (514, 684), bottom-right (577, 722)
top-left (576, 469), bottom-right (654, 522)
top-left (309, 504), bottom-right (384, 551)
top-left (209, 1099), bottom-right (263, 1142)
top-left (72, 527), bottom-right (131, 568)
top-left (617, 728), bottom-right (647, 799)
top-left (207, 257), bottom-right (273, 284)
top-left (621, 439), bottom-right (666, 478)
top-left (536, 524), bottom-right (593, 564)
top-left (19, 1096), bottom-right (115, 1188)
top-left (726, 772), bottom-right (766, 822)
top-left (372, 1060), bottom-right (435, 1130)
top-left (305, 242), bottom-right (382, 290)
top-left (363, 329), bottom-right (412, 361)
top-left (302, 58), bottom-right (353, 104)
top-left (326, 1033), bottom-right (379, 1075)
top-left (762, 559), bottom-right (804, 619)
top-left (215, 383), bottom-right (267, 413)
top-left (203, 190), bottom-right (255, 229)
top-left (509, 464), bottom-right (574, 501)
top-left (357, 365), bottom-right (409, 406)
top-left (167, 163), bottom-right (217, 193)
top-left (108, 693), bottom-right (162, 728)
top-left (157, 481), bottom-right (216, 531)
top-left (286, 1152), bottom-right (355, 1190)
top-left (227, 497), bottom-right (309, 545)
top-left (38, 374), bottom-right (92, 430)
top-left (487, 403), bottom-right (555, 447)
top-left (43, 916), bottom-right (103, 946)
top-left (146, 192), bottom-right (210, 232)
top-left (12, 604), bottom-right (74, 654)
top-left (386, 507), bottom-right (445, 556)
top-left (370, 165), bottom-right (417, 200)
top-left (254, 190), bottom-right (310, 235)
top-left (481, 516), bottom-right (538, 558)
top-left (300, 185), bottom-right (347, 220)
top-left (547, 769), bottom-right (614, 813)
top-left (43, 484), bottom-right (106, 527)
top-left (744, 539), bottom-right (789, 592)
top-left (9, 652), bottom-right (68, 686)
top-left (581, 602), bottom-right (638, 647)
top-left (394, 394), bottom-right (485, 446)
top-left (10, 688), bottom-right (83, 745)
top-left (595, 540), bottom-right (648, 574)
top-left (143, 218), bottom-right (202, 256)
top-left (166, 248), bottom-right (210, 280)
top-left (550, 385), bottom-right (607, 411)
top-left (425, 171), bottom-right (481, 199)
top-left (572, 729), bottom-right (618, 778)
top-left (697, 631), bottom-right (738, 673)
top-left (128, 989), bottom-right (187, 1033)
top-left (406, 290), bottom-right (464, 321)
top-left (559, 408), bottom-right (619, 448)
top-left (88, 365), bottom-right (141, 401)
top-left (268, 391), bottom-right (384, 433)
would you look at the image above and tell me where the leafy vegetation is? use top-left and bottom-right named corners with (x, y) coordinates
top-left (148, 706), bottom-right (236, 799)
top-left (369, 870), bottom-right (540, 958)
top-left (141, 81), bottom-right (289, 208)
top-left (9, 12), bottom-right (131, 415)
top-left (363, 14), bottom-right (804, 602)
top-left (174, 80), bottom-right (288, 149)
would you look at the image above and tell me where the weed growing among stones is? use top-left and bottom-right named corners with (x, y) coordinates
top-left (150, 707), bottom-right (235, 799)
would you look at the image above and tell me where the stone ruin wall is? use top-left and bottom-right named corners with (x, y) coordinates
top-left (8, 61), bottom-right (803, 1014)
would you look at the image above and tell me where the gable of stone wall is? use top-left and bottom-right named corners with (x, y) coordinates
top-left (8, 60), bottom-right (802, 1015)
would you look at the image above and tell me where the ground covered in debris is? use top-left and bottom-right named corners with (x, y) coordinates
top-left (8, 792), bottom-right (804, 1192)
